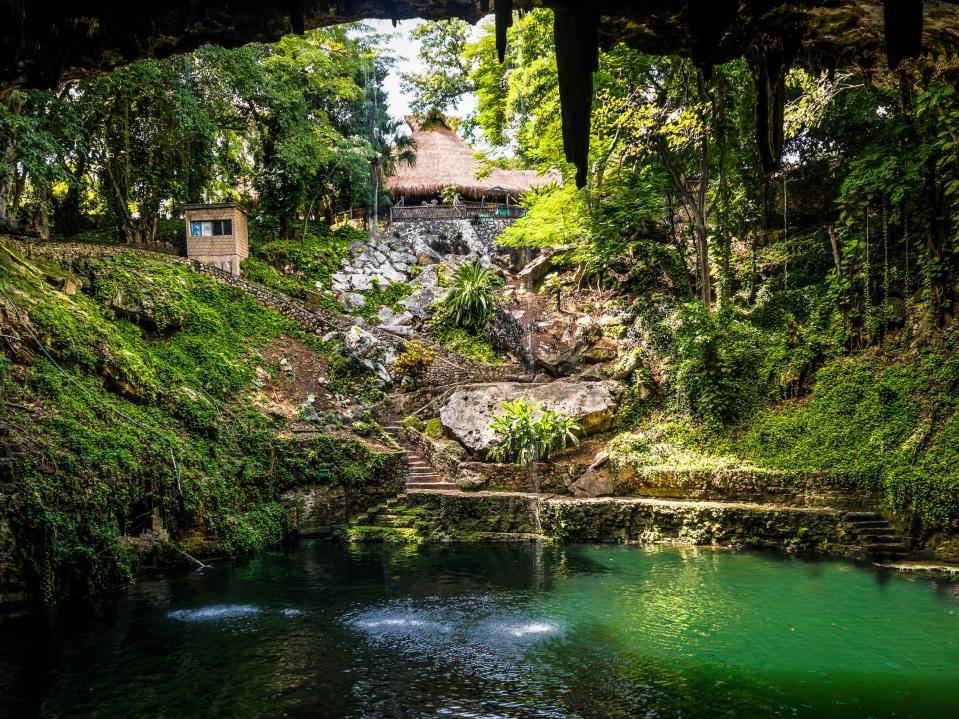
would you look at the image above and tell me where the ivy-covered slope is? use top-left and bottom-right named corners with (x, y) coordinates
top-left (0, 244), bottom-right (390, 600)
top-left (608, 301), bottom-right (959, 537)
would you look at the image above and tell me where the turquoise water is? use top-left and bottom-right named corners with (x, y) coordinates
top-left (1, 543), bottom-right (957, 718)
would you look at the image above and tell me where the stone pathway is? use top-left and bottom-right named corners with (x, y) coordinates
top-left (874, 560), bottom-right (959, 575)
top-left (382, 424), bottom-right (458, 491)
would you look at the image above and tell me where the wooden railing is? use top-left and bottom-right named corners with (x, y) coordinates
top-left (389, 202), bottom-right (526, 222)
top-left (331, 208), bottom-right (368, 227)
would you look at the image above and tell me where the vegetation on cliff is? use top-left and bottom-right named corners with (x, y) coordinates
top-left (0, 246), bottom-right (392, 600)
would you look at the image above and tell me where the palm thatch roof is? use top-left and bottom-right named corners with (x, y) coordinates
top-left (385, 116), bottom-right (561, 201)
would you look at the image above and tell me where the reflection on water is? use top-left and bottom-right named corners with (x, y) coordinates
top-left (1, 542), bottom-right (957, 719)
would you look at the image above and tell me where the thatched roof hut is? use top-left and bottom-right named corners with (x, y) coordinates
top-left (385, 116), bottom-right (560, 203)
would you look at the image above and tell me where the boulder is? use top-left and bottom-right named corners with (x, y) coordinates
top-left (517, 251), bottom-right (554, 285)
top-left (534, 314), bottom-right (601, 375)
top-left (350, 274), bottom-right (373, 291)
top-left (567, 466), bottom-right (614, 497)
top-left (581, 336), bottom-right (618, 363)
top-left (438, 378), bottom-right (622, 455)
top-left (342, 325), bottom-right (398, 385)
top-left (344, 292), bottom-right (366, 308)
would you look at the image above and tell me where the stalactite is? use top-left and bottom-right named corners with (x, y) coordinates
top-left (553, 3), bottom-right (600, 188)
top-left (884, 0), bottom-right (923, 71)
top-left (688, 0), bottom-right (739, 81)
top-left (495, 0), bottom-right (513, 64)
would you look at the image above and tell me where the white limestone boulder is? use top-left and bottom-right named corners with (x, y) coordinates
top-left (438, 379), bottom-right (622, 455)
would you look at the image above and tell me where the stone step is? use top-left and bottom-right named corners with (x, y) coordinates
top-left (845, 512), bottom-right (882, 520)
top-left (850, 525), bottom-right (896, 534)
top-left (407, 482), bottom-right (459, 490)
top-left (861, 535), bottom-right (904, 544)
top-left (863, 543), bottom-right (910, 555)
top-left (376, 514), bottom-right (417, 528)
top-left (848, 520), bottom-right (889, 529)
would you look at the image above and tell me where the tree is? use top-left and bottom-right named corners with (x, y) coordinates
top-left (400, 20), bottom-right (474, 116)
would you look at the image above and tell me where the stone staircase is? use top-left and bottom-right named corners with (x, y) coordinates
top-left (382, 424), bottom-right (459, 491)
top-left (345, 493), bottom-right (546, 544)
top-left (346, 495), bottom-right (436, 543)
top-left (841, 511), bottom-right (911, 560)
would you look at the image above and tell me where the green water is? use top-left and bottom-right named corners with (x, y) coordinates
top-left (1, 543), bottom-right (957, 718)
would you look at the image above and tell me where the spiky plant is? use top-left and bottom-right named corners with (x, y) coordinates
top-left (487, 399), bottom-right (581, 466)
top-left (442, 259), bottom-right (501, 330)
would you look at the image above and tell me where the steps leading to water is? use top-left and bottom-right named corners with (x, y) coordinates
top-left (840, 511), bottom-right (911, 560)
top-left (346, 493), bottom-right (546, 543)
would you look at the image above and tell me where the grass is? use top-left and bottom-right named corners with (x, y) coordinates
top-left (0, 246), bottom-right (394, 600)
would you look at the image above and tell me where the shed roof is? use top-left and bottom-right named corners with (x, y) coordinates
top-left (385, 116), bottom-right (560, 200)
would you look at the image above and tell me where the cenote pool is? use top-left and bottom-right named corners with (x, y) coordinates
top-left (1, 543), bottom-right (957, 718)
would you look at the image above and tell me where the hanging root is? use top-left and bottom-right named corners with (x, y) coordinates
top-left (495, 0), bottom-right (513, 63)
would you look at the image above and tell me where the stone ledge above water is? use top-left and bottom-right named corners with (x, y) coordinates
top-left (353, 489), bottom-right (845, 553)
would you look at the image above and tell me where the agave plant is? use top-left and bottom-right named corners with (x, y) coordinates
top-left (487, 399), bottom-right (581, 466)
top-left (442, 259), bottom-right (501, 329)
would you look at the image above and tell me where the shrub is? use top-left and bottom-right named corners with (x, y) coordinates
top-left (393, 340), bottom-right (436, 387)
top-left (441, 259), bottom-right (501, 330)
top-left (487, 399), bottom-right (581, 465)
top-left (428, 302), bottom-right (501, 362)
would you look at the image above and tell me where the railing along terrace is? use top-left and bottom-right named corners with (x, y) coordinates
top-left (389, 202), bottom-right (526, 222)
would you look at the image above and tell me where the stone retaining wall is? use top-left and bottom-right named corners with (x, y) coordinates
top-left (456, 461), bottom-right (584, 493)
top-left (283, 450), bottom-right (406, 536)
top-left (614, 467), bottom-right (884, 510)
top-left (402, 491), bottom-right (845, 552)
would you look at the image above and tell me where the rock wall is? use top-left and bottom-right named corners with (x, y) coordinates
top-left (456, 461), bottom-right (584, 493)
top-left (399, 491), bottom-right (845, 552)
top-left (0, 427), bottom-right (29, 606)
top-left (388, 218), bottom-right (515, 263)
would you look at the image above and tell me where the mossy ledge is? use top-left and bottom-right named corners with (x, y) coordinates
top-left (348, 490), bottom-right (846, 554)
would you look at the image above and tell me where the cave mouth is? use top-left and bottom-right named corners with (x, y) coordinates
top-left (1, 1), bottom-right (954, 193)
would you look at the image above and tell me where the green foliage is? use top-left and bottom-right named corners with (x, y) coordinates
top-left (487, 399), bottom-right (581, 465)
top-left (669, 303), bottom-right (766, 426)
top-left (243, 223), bottom-right (355, 307)
top-left (393, 340), bottom-right (436, 386)
top-left (428, 302), bottom-right (500, 363)
top-left (400, 20), bottom-right (474, 116)
top-left (440, 185), bottom-right (462, 204)
top-left (500, 183), bottom-right (588, 250)
top-left (0, 251), bottom-right (393, 600)
top-left (440, 259), bottom-right (501, 330)
top-left (352, 279), bottom-right (413, 323)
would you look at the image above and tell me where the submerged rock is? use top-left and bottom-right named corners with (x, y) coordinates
top-left (438, 378), bottom-right (622, 455)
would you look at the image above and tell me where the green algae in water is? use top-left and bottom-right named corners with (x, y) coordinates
top-left (1, 544), bottom-right (957, 718)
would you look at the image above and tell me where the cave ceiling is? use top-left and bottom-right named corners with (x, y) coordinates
top-left (3, 1), bottom-right (959, 182)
